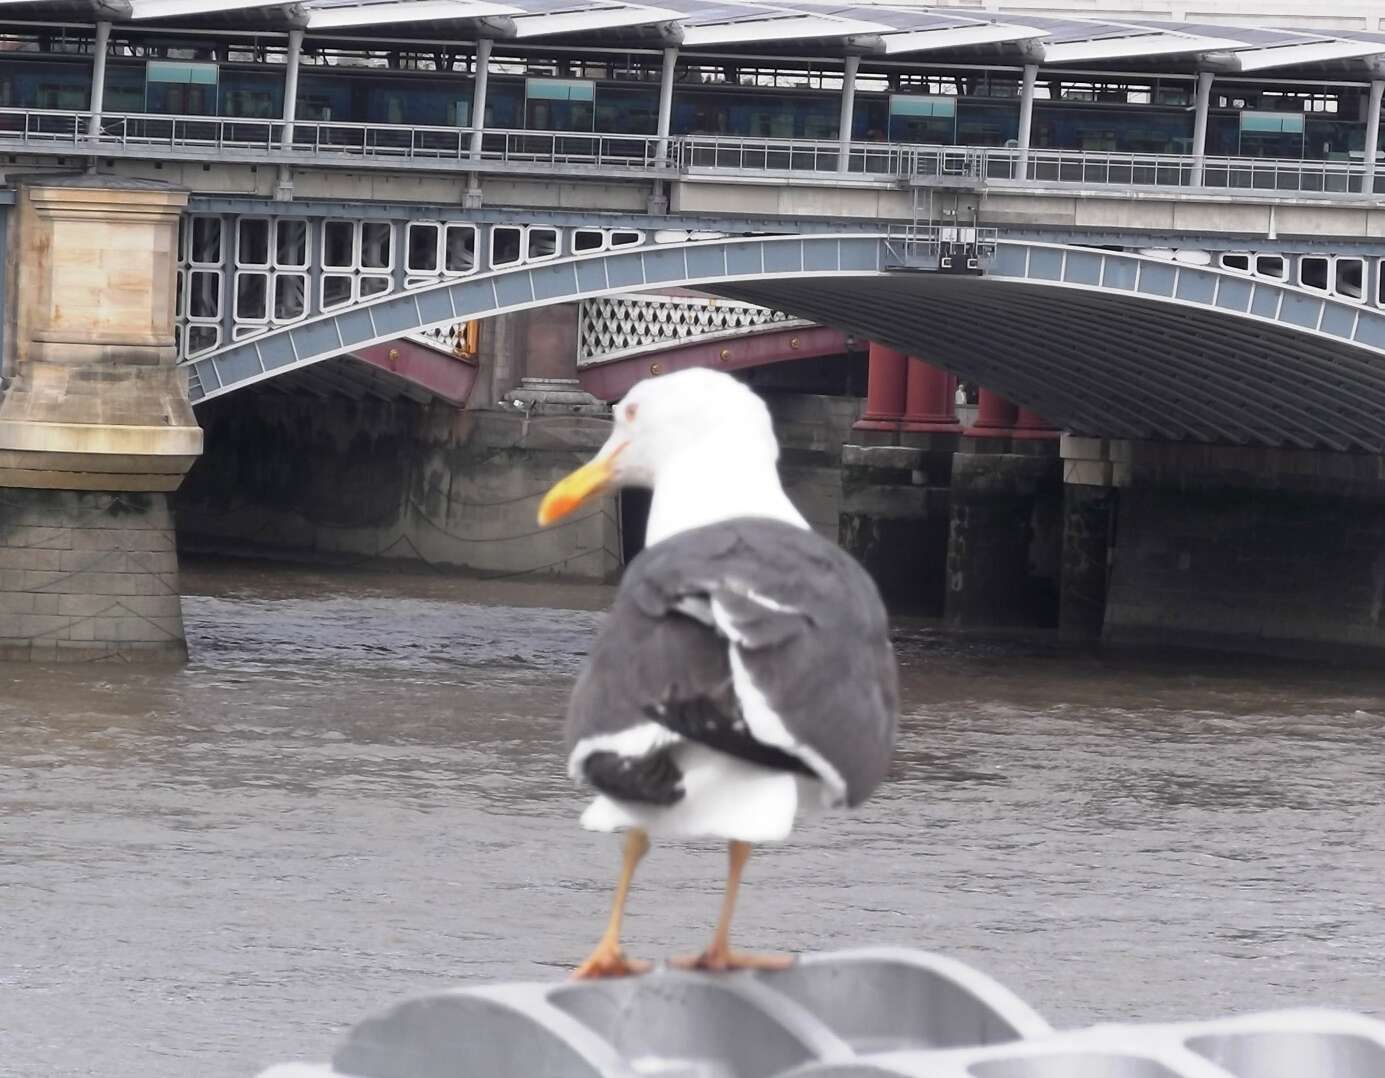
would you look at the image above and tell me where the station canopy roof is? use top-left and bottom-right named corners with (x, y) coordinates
top-left (9, 0), bottom-right (1385, 76)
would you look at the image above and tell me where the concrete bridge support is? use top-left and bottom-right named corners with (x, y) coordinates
top-left (1070, 439), bottom-right (1385, 662)
top-left (943, 436), bottom-right (1063, 632)
top-left (841, 350), bottom-right (961, 613)
top-left (1058, 468), bottom-right (1117, 645)
top-left (0, 177), bottom-right (201, 661)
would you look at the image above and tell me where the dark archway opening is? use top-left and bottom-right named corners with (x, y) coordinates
top-left (619, 488), bottom-right (652, 565)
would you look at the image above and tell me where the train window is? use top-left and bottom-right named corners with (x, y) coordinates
top-left (407, 223), bottom-right (441, 273)
top-left (1336, 258), bottom-right (1365, 301)
top-left (572, 229), bottom-right (605, 253)
top-left (528, 227), bottom-right (558, 261)
top-left (188, 216), bottom-right (223, 266)
top-left (321, 274), bottom-right (354, 311)
top-left (234, 271), bottom-right (269, 322)
top-left (104, 64), bottom-right (145, 114)
top-left (145, 60), bottom-right (218, 117)
top-left (237, 218), bottom-right (270, 268)
top-left (185, 324), bottom-right (220, 357)
top-left (888, 95), bottom-right (957, 144)
top-left (1298, 256), bottom-right (1329, 292)
top-left (525, 78), bottom-right (595, 133)
top-left (492, 226), bottom-right (523, 268)
top-left (444, 224), bottom-right (477, 274)
top-left (39, 82), bottom-right (88, 111)
top-left (0, 60), bottom-right (91, 111)
top-left (323, 220), bottom-right (355, 270)
top-left (359, 275), bottom-right (392, 300)
top-left (273, 273), bottom-right (308, 322)
top-left (361, 222), bottom-right (393, 270)
top-left (1238, 111), bottom-right (1304, 158)
top-left (275, 219), bottom-right (308, 268)
top-left (188, 270), bottom-right (221, 320)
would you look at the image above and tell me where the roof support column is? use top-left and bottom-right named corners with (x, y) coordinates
top-left (1191, 70), bottom-right (1213, 188)
top-left (838, 54), bottom-right (860, 174)
top-left (469, 37), bottom-right (493, 161)
top-left (280, 28), bottom-right (303, 150)
top-left (1364, 79), bottom-right (1384, 196)
top-left (1016, 62), bottom-right (1037, 181)
top-left (655, 46), bottom-right (678, 163)
top-left (87, 20), bottom-right (110, 137)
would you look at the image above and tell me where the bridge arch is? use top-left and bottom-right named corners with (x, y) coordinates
top-left (183, 235), bottom-right (1385, 452)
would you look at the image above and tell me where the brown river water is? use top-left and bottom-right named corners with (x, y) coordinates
top-left (3, 559), bottom-right (1385, 1077)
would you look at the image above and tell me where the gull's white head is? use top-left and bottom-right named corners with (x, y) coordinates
top-left (537, 367), bottom-right (800, 538)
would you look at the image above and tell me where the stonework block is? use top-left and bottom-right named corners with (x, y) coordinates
top-left (2, 178), bottom-right (202, 500)
top-left (0, 487), bottom-right (186, 661)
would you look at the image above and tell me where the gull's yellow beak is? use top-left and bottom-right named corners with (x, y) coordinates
top-left (537, 445), bottom-right (624, 526)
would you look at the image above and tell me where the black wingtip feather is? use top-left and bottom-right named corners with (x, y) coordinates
top-left (582, 749), bottom-right (686, 806)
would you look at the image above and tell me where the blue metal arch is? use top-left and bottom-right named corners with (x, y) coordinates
top-left (183, 235), bottom-right (1385, 450)
top-left (182, 234), bottom-right (883, 403)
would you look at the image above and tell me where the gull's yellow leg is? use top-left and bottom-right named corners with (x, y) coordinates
top-left (572, 828), bottom-right (652, 980)
top-left (673, 841), bottom-right (794, 972)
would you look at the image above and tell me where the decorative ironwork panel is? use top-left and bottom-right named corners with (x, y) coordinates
top-left (578, 292), bottom-right (807, 366)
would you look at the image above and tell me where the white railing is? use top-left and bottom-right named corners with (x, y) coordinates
top-left (0, 105), bottom-right (1377, 197)
top-left (0, 107), bottom-right (666, 169)
top-left (676, 135), bottom-right (1376, 195)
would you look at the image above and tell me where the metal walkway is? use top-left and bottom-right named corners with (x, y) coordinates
top-left (3, 107), bottom-right (1383, 198)
top-left (256, 946), bottom-right (1385, 1077)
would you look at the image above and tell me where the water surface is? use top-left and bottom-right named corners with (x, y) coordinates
top-left (3, 560), bottom-right (1384, 1077)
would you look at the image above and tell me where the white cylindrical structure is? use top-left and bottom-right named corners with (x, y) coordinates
top-left (469, 38), bottom-right (493, 160)
top-left (280, 28), bottom-right (304, 150)
top-left (838, 54), bottom-right (860, 173)
top-left (87, 20), bottom-right (111, 137)
top-left (1016, 63), bottom-right (1038, 180)
top-left (1191, 70), bottom-right (1214, 188)
top-left (1365, 80), bottom-right (1384, 196)
top-left (655, 46), bottom-right (678, 163)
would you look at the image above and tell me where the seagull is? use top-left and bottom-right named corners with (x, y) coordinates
top-left (537, 367), bottom-right (897, 978)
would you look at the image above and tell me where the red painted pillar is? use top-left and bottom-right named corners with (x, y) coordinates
top-left (902, 356), bottom-right (961, 432)
top-left (1012, 405), bottom-right (1061, 440)
top-left (854, 342), bottom-right (908, 432)
top-left (965, 387), bottom-right (1018, 437)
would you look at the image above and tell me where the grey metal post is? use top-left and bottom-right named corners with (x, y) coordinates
top-left (87, 20), bottom-right (110, 137)
top-left (655, 46), bottom-right (678, 163)
top-left (280, 28), bottom-right (303, 150)
top-left (1365, 80), bottom-right (1384, 195)
top-left (1191, 70), bottom-right (1213, 187)
top-left (838, 54), bottom-right (860, 173)
top-left (1016, 63), bottom-right (1037, 180)
top-left (469, 38), bottom-right (493, 160)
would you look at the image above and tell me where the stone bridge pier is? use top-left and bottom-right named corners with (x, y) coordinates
top-left (0, 177), bottom-right (202, 661)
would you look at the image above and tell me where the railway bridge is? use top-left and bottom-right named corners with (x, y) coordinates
top-left (7, 0), bottom-right (1385, 661)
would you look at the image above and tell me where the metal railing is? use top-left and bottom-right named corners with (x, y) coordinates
top-left (884, 224), bottom-right (1000, 270)
top-left (936, 144), bottom-right (1370, 196)
top-left (0, 107), bottom-right (667, 170)
top-left (676, 135), bottom-right (1380, 196)
top-left (0, 105), bottom-right (1380, 198)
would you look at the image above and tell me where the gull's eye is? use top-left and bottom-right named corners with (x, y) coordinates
top-left (624, 402), bottom-right (638, 423)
